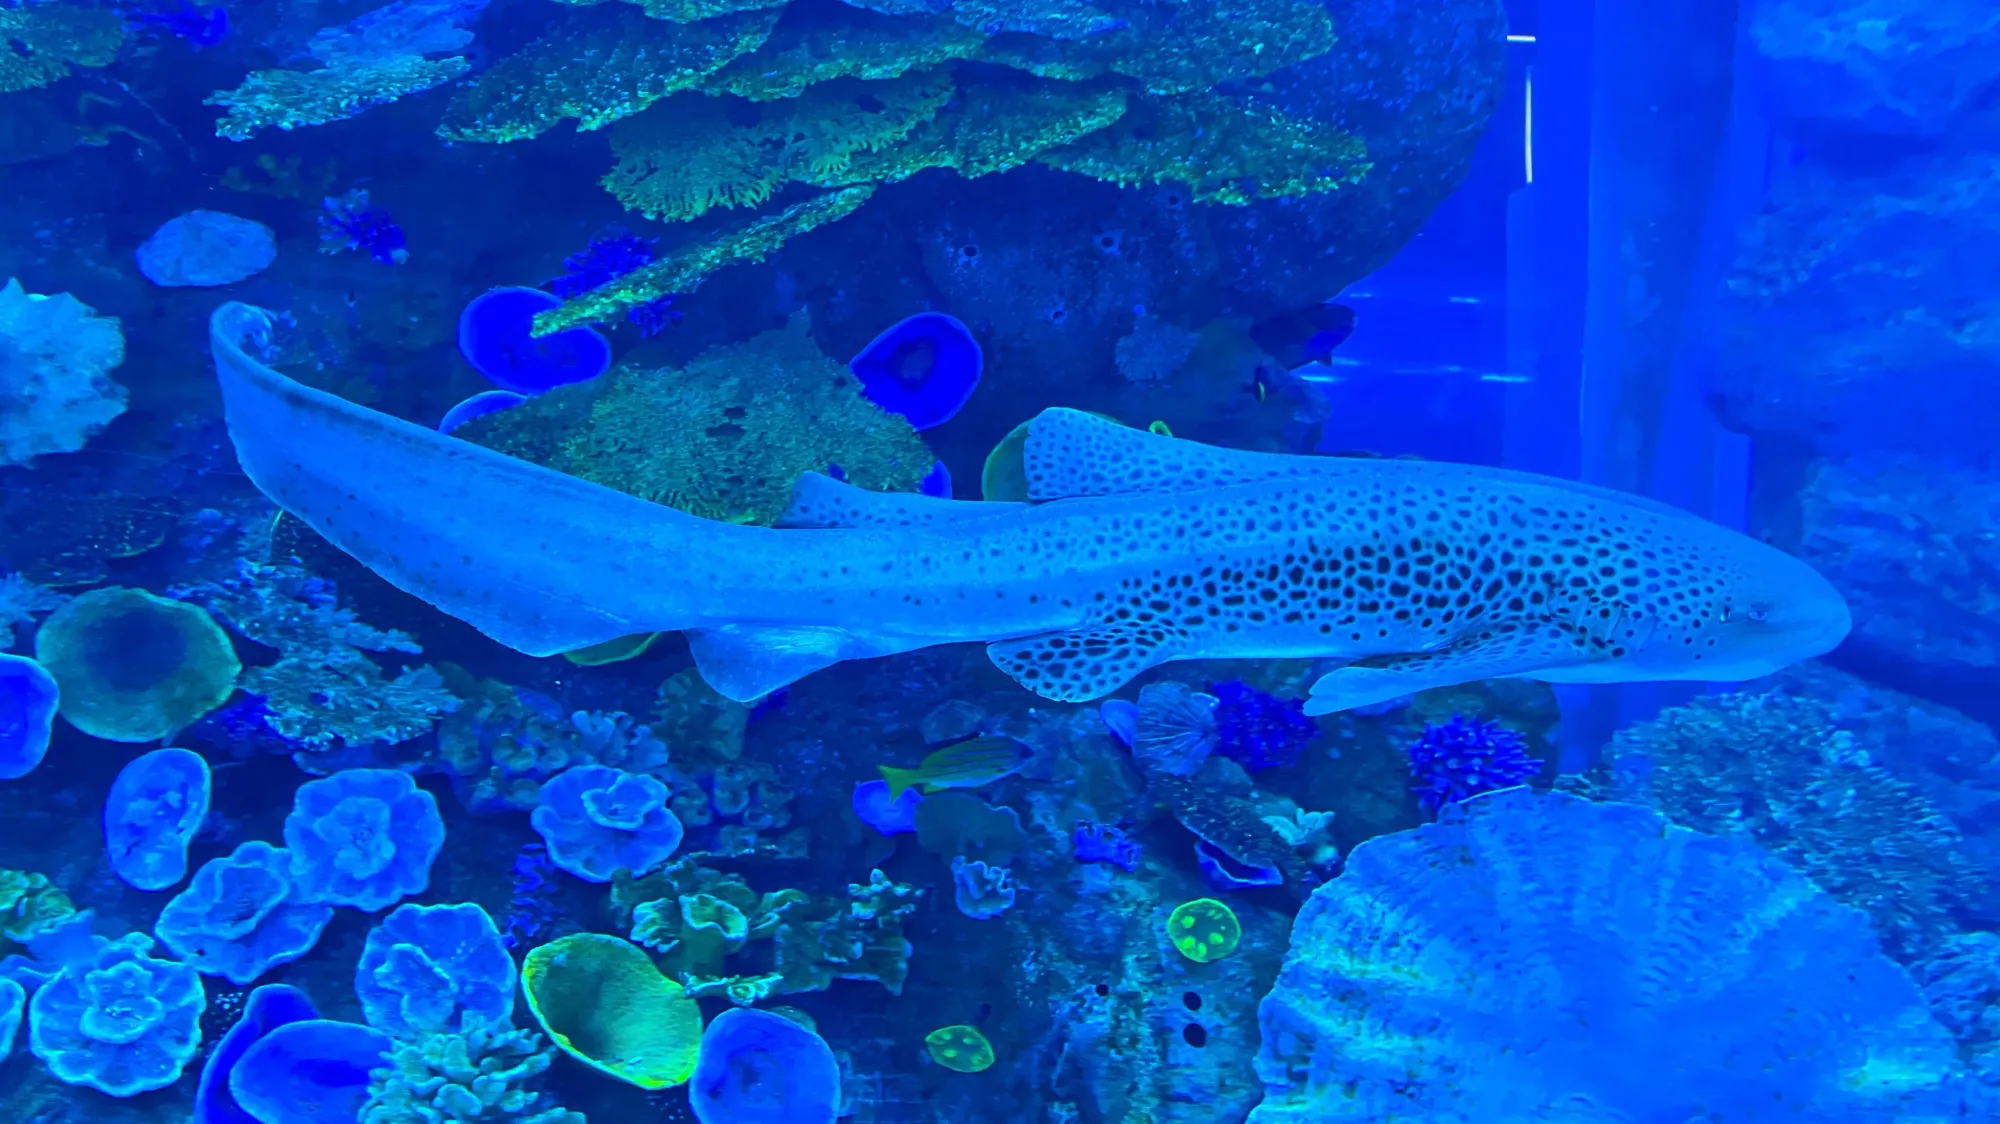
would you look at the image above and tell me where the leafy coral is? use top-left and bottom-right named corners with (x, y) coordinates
top-left (704, 12), bottom-right (986, 100)
top-left (0, 7), bottom-right (124, 95)
top-left (463, 312), bottom-right (933, 524)
top-left (1038, 91), bottom-right (1371, 206)
top-left (437, 7), bottom-right (780, 142)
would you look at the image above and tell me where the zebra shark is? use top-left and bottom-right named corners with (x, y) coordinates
top-left (211, 303), bottom-right (1850, 715)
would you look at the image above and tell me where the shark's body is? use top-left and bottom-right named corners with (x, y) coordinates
top-left (211, 303), bottom-right (1851, 713)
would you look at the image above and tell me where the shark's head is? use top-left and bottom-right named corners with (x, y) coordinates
top-left (1628, 533), bottom-right (1852, 682)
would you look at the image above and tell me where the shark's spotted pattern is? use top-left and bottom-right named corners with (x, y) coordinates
top-left (212, 305), bottom-right (1850, 715)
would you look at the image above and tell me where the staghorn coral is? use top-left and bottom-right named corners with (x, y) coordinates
top-left (0, 279), bottom-right (127, 469)
top-left (704, 12), bottom-right (986, 100)
top-left (531, 186), bottom-right (875, 334)
top-left (1039, 91), bottom-right (1370, 206)
top-left (362, 1018), bottom-right (583, 1124)
top-left (1594, 690), bottom-right (1982, 962)
top-left (466, 311), bottom-right (932, 524)
top-left (604, 71), bottom-right (956, 223)
top-left (0, 7), bottom-right (124, 95)
top-left (437, 7), bottom-right (779, 143)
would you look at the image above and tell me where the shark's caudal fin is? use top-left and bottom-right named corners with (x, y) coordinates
top-left (210, 302), bottom-right (747, 658)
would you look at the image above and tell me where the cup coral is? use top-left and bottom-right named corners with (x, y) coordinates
top-left (355, 902), bottom-right (515, 1037)
top-left (155, 842), bottom-right (335, 986)
top-left (0, 278), bottom-right (127, 467)
top-left (103, 747), bottom-right (211, 892)
top-left (33, 587), bottom-right (240, 743)
top-left (690, 1008), bottom-right (841, 1124)
top-left (530, 764), bottom-right (684, 883)
top-left (520, 932), bottom-right (702, 1089)
top-left (28, 934), bottom-right (205, 1096)
top-left (284, 769), bottom-right (445, 911)
top-left (0, 653), bottom-right (59, 780)
top-left (457, 287), bottom-right (612, 395)
top-left (1251, 788), bottom-right (1977, 1121)
top-left (849, 311), bottom-right (983, 430)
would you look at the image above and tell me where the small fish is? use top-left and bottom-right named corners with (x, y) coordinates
top-left (1250, 302), bottom-right (1356, 370)
top-left (878, 736), bottom-right (1032, 800)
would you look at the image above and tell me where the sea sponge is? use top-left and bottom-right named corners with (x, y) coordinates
top-left (1250, 788), bottom-right (1975, 1121)
top-left (28, 934), bottom-right (205, 1096)
top-left (463, 311), bottom-right (933, 525)
top-left (0, 653), bottom-right (59, 780)
top-left (689, 1007), bottom-right (841, 1124)
top-left (355, 903), bottom-right (515, 1037)
top-left (33, 587), bottom-right (239, 743)
top-left (520, 932), bottom-right (702, 1089)
top-left (0, 278), bottom-right (127, 468)
top-left (531, 765), bottom-right (685, 883)
top-left (284, 769), bottom-right (445, 911)
top-left (103, 747), bottom-right (211, 891)
top-left (154, 841), bottom-right (334, 986)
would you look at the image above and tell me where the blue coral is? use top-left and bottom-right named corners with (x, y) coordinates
top-left (355, 903), bottom-right (514, 1037)
top-left (195, 983), bottom-right (319, 1124)
top-left (155, 841), bottom-right (334, 986)
top-left (28, 934), bottom-right (205, 1096)
top-left (529, 765), bottom-right (683, 883)
top-left (0, 652), bottom-right (58, 780)
top-left (284, 769), bottom-right (445, 911)
top-left (689, 1008), bottom-right (841, 1124)
top-left (1209, 681), bottom-right (1317, 771)
top-left (950, 856), bottom-right (1016, 920)
top-left (1406, 713), bottom-right (1541, 814)
top-left (1251, 788), bottom-right (1977, 1121)
top-left (103, 746), bottom-right (212, 891)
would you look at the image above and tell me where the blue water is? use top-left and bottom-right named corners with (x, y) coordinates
top-left (1, 0), bottom-right (1996, 1120)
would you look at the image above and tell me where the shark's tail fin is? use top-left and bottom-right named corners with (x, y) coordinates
top-left (210, 302), bottom-right (744, 657)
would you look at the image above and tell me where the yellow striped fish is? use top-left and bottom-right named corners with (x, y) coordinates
top-left (878, 737), bottom-right (1032, 801)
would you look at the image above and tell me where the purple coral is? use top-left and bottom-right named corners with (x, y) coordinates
top-left (1407, 715), bottom-right (1543, 815)
top-left (1210, 680), bottom-right (1318, 770)
top-left (319, 189), bottom-right (407, 266)
top-left (549, 230), bottom-right (680, 337)
top-left (1072, 821), bottom-right (1139, 872)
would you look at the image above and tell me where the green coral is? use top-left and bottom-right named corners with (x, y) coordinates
top-left (464, 312), bottom-right (932, 524)
top-left (530, 186), bottom-right (874, 335)
top-left (361, 1020), bottom-right (583, 1124)
top-left (812, 76), bottom-right (1127, 187)
top-left (769, 868), bottom-right (920, 995)
top-left (0, 868), bottom-right (74, 947)
top-left (704, 13), bottom-right (986, 100)
top-left (977, 0), bottom-right (1335, 94)
top-left (437, 7), bottom-right (778, 143)
top-left (0, 7), bottom-right (124, 95)
top-left (604, 71), bottom-right (955, 222)
top-left (1594, 691), bottom-right (1981, 962)
top-left (1039, 91), bottom-right (1370, 205)
top-left (207, 55), bottom-right (470, 141)
top-left (553, 0), bottom-right (787, 22)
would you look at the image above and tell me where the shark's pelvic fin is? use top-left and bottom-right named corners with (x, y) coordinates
top-left (778, 472), bottom-right (1026, 529)
top-left (986, 621), bottom-right (1189, 702)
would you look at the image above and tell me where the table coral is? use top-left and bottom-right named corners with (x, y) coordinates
top-left (464, 311), bottom-right (932, 524)
top-left (0, 7), bottom-right (124, 95)
top-left (1251, 788), bottom-right (1977, 1120)
top-left (704, 12), bottom-right (986, 100)
top-left (437, 7), bottom-right (780, 143)
top-left (0, 278), bottom-right (127, 469)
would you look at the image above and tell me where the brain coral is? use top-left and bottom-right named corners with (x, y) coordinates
top-left (1251, 788), bottom-right (1975, 1121)
top-left (34, 587), bottom-right (240, 743)
top-left (0, 278), bottom-right (127, 468)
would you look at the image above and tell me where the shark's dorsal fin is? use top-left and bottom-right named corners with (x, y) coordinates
top-left (1021, 408), bottom-right (1326, 500)
top-left (777, 472), bottom-right (1025, 529)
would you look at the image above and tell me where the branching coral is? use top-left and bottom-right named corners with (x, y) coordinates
top-left (362, 1018), bottom-right (583, 1124)
top-left (604, 71), bottom-right (956, 222)
top-left (464, 312), bottom-right (933, 524)
top-left (530, 186), bottom-right (875, 334)
top-left (0, 279), bottom-right (127, 469)
top-left (437, 7), bottom-right (780, 143)
top-left (1597, 690), bottom-right (1981, 962)
top-left (1039, 91), bottom-right (1370, 206)
top-left (0, 7), bottom-right (125, 95)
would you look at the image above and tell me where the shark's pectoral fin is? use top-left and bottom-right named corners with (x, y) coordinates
top-left (688, 624), bottom-right (925, 702)
top-left (778, 472), bottom-right (1025, 529)
top-left (1305, 618), bottom-right (1621, 716)
top-left (987, 622), bottom-right (1188, 702)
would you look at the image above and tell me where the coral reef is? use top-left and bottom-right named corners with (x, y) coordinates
top-left (0, 278), bottom-right (127, 469)
top-left (461, 312), bottom-right (933, 524)
top-left (1251, 789), bottom-right (1976, 1120)
top-left (435, 677), bottom-right (669, 814)
top-left (689, 1008), bottom-right (841, 1124)
top-left (0, 6), bottom-right (125, 95)
top-left (1593, 690), bottom-right (1982, 961)
top-left (28, 934), bottom-right (205, 1097)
